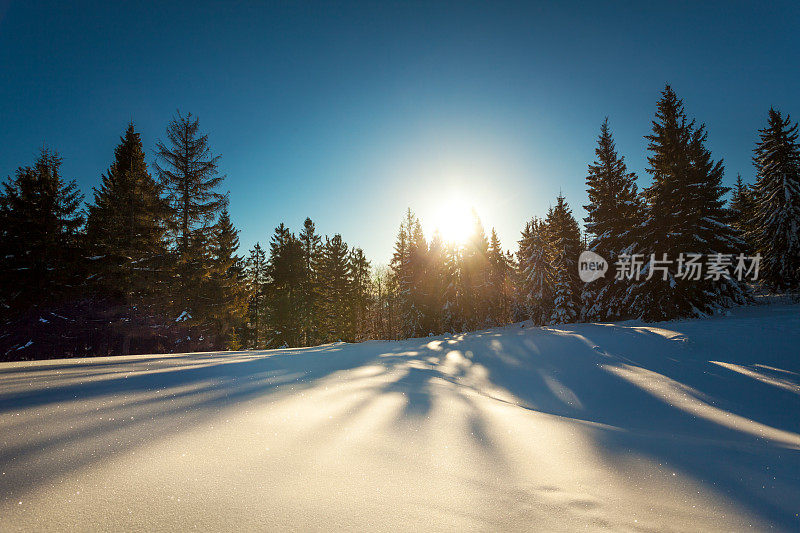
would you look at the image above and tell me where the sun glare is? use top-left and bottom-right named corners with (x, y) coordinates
top-left (431, 197), bottom-right (475, 245)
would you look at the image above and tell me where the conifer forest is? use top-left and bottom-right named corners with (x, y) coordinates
top-left (2, 87), bottom-right (799, 361)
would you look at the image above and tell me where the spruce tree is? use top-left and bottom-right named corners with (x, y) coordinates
top-left (318, 234), bottom-right (352, 342)
top-left (441, 240), bottom-right (461, 333)
top-left (206, 209), bottom-right (247, 348)
top-left (515, 220), bottom-right (535, 322)
top-left (390, 209), bottom-right (425, 338)
top-left (582, 118), bottom-right (643, 320)
top-left (504, 249), bottom-right (519, 319)
top-left (545, 194), bottom-right (582, 313)
top-left (728, 174), bottom-right (756, 254)
top-left (85, 123), bottom-right (170, 354)
top-left (487, 228), bottom-right (512, 325)
top-left (407, 214), bottom-right (429, 334)
top-left (154, 111), bottom-right (227, 322)
top-left (264, 223), bottom-right (304, 347)
top-left (627, 85), bottom-right (747, 320)
top-left (460, 210), bottom-right (491, 329)
top-left (425, 231), bottom-right (449, 335)
top-left (244, 242), bottom-right (267, 349)
top-left (298, 217), bottom-right (322, 345)
top-left (518, 217), bottom-right (554, 324)
top-left (0, 149), bottom-right (84, 359)
top-left (550, 245), bottom-right (577, 324)
top-left (348, 247), bottom-right (372, 341)
top-left (750, 108), bottom-right (800, 290)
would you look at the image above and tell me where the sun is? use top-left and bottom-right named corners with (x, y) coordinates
top-left (431, 196), bottom-right (475, 245)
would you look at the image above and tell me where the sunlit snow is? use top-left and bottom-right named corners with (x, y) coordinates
top-left (0, 303), bottom-right (798, 531)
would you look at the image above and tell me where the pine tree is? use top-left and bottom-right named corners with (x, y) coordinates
top-left (441, 241), bottom-right (462, 332)
top-left (298, 217), bottom-right (322, 345)
top-left (348, 247), bottom-right (372, 341)
top-left (515, 220), bottom-right (535, 322)
top-left (518, 217), bottom-right (554, 324)
top-left (264, 223), bottom-right (305, 347)
top-left (0, 149), bottom-right (85, 359)
top-left (425, 231), bottom-right (449, 334)
top-left (545, 194), bottom-right (582, 313)
top-left (487, 228), bottom-right (512, 325)
top-left (627, 85), bottom-right (747, 320)
top-left (582, 118), bottom-right (643, 320)
top-left (243, 243), bottom-right (267, 349)
top-left (750, 108), bottom-right (800, 290)
top-left (460, 210), bottom-right (491, 329)
top-left (154, 111), bottom-right (227, 323)
top-left (550, 244), bottom-right (577, 324)
top-left (729, 175), bottom-right (751, 227)
top-left (85, 123), bottom-right (170, 354)
top-left (205, 209), bottom-right (247, 348)
top-left (728, 174), bottom-right (756, 254)
top-left (264, 224), bottom-right (288, 349)
top-left (407, 214), bottom-right (429, 334)
top-left (390, 215), bottom-right (410, 334)
top-left (318, 234), bottom-right (352, 342)
top-left (390, 209), bottom-right (425, 338)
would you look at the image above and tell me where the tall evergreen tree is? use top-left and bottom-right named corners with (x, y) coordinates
top-left (425, 231), bottom-right (449, 334)
top-left (407, 214), bottom-right (429, 334)
top-left (243, 242), bottom-right (267, 349)
top-left (515, 220), bottom-right (535, 321)
top-left (545, 194), bottom-right (582, 313)
top-left (750, 109), bottom-right (800, 290)
top-left (518, 217), bottom-right (554, 324)
top-left (264, 223), bottom-right (304, 347)
top-left (582, 118), bottom-right (643, 320)
top-left (349, 247), bottom-right (372, 341)
top-left (390, 209), bottom-right (426, 338)
top-left (0, 149), bottom-right (84, 359)
top-left (627, 85), bottom-right (747, 320)
top-left (440, 240), bottom-right (461, 333)
top-left (728, 174), bottom-right (756, 253)
top-left (298, 217), bottom-right (322, 345)
top-left (85, 123), bottom-right (170, 354)
top-left (459, 210), bottom-right (491, 329)
top-left (154, 111), bottom-right (227, 322)
top-left (487, 228), bottom-right (512, 325)
top-left (205, 209), bottom-right (247, 348)
top-left (550, 245), bottom-right (577, 324)
top-left (318, 234), bottom-right (352, 342)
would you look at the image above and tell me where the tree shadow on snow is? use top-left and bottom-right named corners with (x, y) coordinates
top-left (1, 310), bottom-right (800, 529)
top-left (428, 316), bottom-right (800, 531)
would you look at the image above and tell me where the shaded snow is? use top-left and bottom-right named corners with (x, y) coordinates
top-left (1, 303), bottom-right (799, 531)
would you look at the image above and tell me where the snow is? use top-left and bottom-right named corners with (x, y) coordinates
top-left (1, 303), bottom-right (799, 531)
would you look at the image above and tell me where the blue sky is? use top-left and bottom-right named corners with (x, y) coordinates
top-left (1, 1), bottom-right (798, 263)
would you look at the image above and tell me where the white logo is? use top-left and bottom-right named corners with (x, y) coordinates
top-left (579, 251), bottom-right (608, 283)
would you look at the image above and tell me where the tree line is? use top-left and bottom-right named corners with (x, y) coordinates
top-left (1, 84), bottom-right (798, 360)
top-left (381, 84), bottom-right (799, 336)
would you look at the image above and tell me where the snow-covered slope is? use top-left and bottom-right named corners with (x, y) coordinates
top-left (1, 303), bottom-right (799, 531)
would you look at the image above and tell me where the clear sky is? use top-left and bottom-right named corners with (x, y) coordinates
top-left (1, 1), bottom-right (798, 264)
